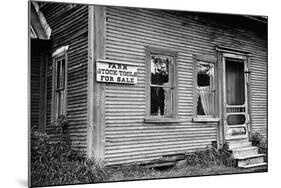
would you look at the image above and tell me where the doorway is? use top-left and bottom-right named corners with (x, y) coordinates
top-left (222, 53), bottom-right (250, 141)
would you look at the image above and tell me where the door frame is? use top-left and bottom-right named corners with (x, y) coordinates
top-left (222, 53), bottom-right (249, 141)
top-left (216, 47), bottom-right (252, 147)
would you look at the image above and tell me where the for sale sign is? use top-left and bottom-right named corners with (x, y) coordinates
top-left (96, 59), bottom-right (138, 84)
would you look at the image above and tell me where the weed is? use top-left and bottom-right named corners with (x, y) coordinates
top-left (250, 132), bottom-right (268, 161)
top-left (30, 118), bottom-right (108, 186)
top-left (185, 145), bottom-right (235, 168)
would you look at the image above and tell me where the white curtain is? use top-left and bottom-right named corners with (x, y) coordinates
top-left (199, 88), bottom-right (214, 116)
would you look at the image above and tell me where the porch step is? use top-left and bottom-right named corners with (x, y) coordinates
top-left (236, 154), bottom-right (265, 167)
top-left (227, 140), bottom-right (252, 150)
top-left (239, 162), bottom-right (267, 170)
top-left (232, 146), bottom-right (258, 158)
top-left (227, 138), bottom-right (267, 171)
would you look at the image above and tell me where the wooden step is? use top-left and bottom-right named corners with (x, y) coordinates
top-left (236, 154), bottom-right (265, 167)
top-left (239, 162), bottom-right (267, 170)
top-left (227, 140), bottom-right (252, 150)
top-left (232, 146), bottom-right (258, 158)
top-left (226, 138), bottom-right (249, 142)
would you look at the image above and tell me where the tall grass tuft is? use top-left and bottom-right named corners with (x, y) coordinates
top-left (30, 123), bottom-right (108, 186)
top-left (250, 132), bottom-right (267, 161)
top-left (185, 145), bottom-right (236, 168)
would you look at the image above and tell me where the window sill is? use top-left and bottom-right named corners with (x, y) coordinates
top-left (144, 118), bottom-right (187, 123)
top-left (192, 117), bottom-right (220, 122)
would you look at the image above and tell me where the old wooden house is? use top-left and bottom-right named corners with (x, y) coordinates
top-left (30, 1), bottom-right (267, 168)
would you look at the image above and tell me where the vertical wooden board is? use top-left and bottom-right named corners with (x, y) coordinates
top-left (87, 5), bottom-right (94, 158)
top-left (92, 5), bottom-right (106, 161)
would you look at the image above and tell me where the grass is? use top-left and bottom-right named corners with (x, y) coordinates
top-left (106, 163), bottom-right (265, 182)
top-left (106, 144), bottom-right (267, 182)
top-left (30, 129), bottom-right (108, 187)
top-left (31, 126), bottom-right (267, 186)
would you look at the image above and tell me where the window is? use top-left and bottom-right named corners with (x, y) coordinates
top-left (145, 47), bottom-right (177, 121)
top-left (52, 46), bottom-right (68, 122)
top-left (193, 57), bottom-right (218, 122)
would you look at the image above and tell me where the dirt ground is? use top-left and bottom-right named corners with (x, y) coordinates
top-left (106, 164), bottom-right (267, 182)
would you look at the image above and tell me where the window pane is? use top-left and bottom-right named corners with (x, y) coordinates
top-left (150, 87), bottom-right (171, 116)
top-left (227, 114), bottom-right (246, 125)
top-left (56, 90), bottom-right (65, 118)
top-left (197, 62), bottom-right (214, 88)
top-left (151, 55), bottom-right (172, 85)
top-left (225, 59), bottom-right (245, 105)
top-left (56, 60), bottom-right (61, 89)
top-left (196, 61), bottom-right (215, 117)
top-left (197, 94), bottom-right (205, 115)
top-left (198, 74), bottom-right (210, 87)
top-left (61, 59), bottom-right (65, 88)
top-left (196, 90), bottom-right (215, 116)
top-left (56, 91), bottom-right (62, 118)
top-left (55, 58), bottom-right (66, 89)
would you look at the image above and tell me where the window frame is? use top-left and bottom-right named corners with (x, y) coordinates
top-left (193, 55), bottom-right (219, 122)
top-left (51, 46), bottom-right (68, 123)
top-left (145, 46), bottom-right (178, 122)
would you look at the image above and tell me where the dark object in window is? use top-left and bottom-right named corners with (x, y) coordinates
top-left (197, 73), bottom-right (210, 87)
top-left (151, 56), bottom-right (169, 85)
top-left (196, 95), bottom-right (205, 115)
top-left (150, 87), bottom-right (165, 116)
top-left (149, 54), bottom-right (174, 117)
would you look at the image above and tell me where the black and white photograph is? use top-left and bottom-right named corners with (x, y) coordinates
top-left (28, 0), bottom-right (268, 187)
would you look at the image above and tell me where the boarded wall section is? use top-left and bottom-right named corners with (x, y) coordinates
top-left (104, 7), bottom-right (267, 165)
top-left (30, 39), bottom-right (49, 131)
top-left (30, 41), bottom-right (41, 129)
top-left (41, 3), bottom-right (89, 152)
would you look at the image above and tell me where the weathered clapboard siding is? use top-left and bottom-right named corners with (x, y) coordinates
top-left (30, 39), bottom-right (49, 131)
top-left (30, 46), bottom-right (41, 129)
top-left (104, 7), bottom-right (267, 165)
top-left (250, 52), bottom-right (267, 137)
top-left (41, 3), bottom-right (89, 151)
top-left (104, 7), bottom-right (214, 166)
